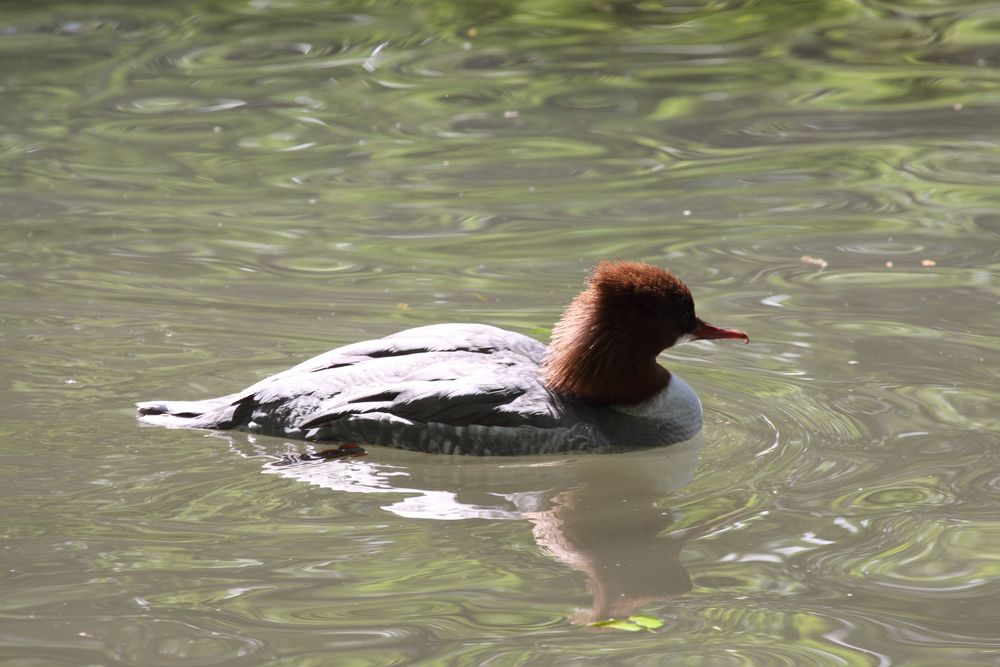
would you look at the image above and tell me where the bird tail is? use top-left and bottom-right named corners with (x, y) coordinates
top-left (135, 394), bottom-right (244, 430)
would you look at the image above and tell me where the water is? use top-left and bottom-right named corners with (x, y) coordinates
top-left (2, 0), bottom-right (999, 664)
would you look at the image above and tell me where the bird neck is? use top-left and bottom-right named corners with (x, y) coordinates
top-left (541, 292), bottom-right (670, 405)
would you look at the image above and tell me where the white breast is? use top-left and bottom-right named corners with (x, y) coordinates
top-left (609, 373), bottom-right (703, 444)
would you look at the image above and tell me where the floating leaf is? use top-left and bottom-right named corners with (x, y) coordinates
top-left (628, 615), bottom-right (664, 630)
top-left (590, 615), bottom-right (666, 632)
top-left (590, 619), bottom-right (643, 632)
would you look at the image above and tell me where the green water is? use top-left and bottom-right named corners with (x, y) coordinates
top-left (2, 0), bottom-right (999, 664)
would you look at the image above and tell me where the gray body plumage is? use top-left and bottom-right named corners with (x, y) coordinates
top-left (137, 324), bottom-right (702, 455)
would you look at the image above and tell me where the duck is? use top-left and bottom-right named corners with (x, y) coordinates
top-left (136, 261), bottom-right (748, 455)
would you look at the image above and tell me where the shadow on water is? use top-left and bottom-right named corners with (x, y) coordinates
top-left (229, 431), bottom-right (713, 625)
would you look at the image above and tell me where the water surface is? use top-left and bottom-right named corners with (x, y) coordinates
top-left (2, 1), bottom-right (1000, 664)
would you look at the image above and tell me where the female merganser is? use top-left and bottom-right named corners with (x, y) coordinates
top-left (137, 261), bottom-right (748, 455)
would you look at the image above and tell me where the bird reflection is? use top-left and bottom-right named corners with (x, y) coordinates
top-left (229, 432), bottom-right (707, 624)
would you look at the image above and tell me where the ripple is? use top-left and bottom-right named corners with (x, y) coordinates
top-left (791, 16), bottom-right (940, 66)
top-left (836, 240), bottom-right (929, 256)
top-left (902, 144), bottom-right (1000, 187)
top-left (115, 96), bottom-right (247, 114)
top-left (839, 482), bottom-right (955, 511)
top-left (258, 254), bottom-right (359, 275)
top-left (0, 585), bottom-right (267, 666)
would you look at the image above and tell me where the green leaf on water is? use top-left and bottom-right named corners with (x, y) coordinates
top-left (590, 618), bottom-right (643, 632)
top-left (589, 615), bottom-right (666, 632)
top-left (628, 615), bottom-right (665, 630)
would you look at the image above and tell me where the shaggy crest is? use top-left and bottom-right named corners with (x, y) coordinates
top-left (541, 261), bottom-right (699, 405)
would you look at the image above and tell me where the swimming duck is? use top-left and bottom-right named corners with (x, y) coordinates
top-left (137, 261), bottom-right (748, 455)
